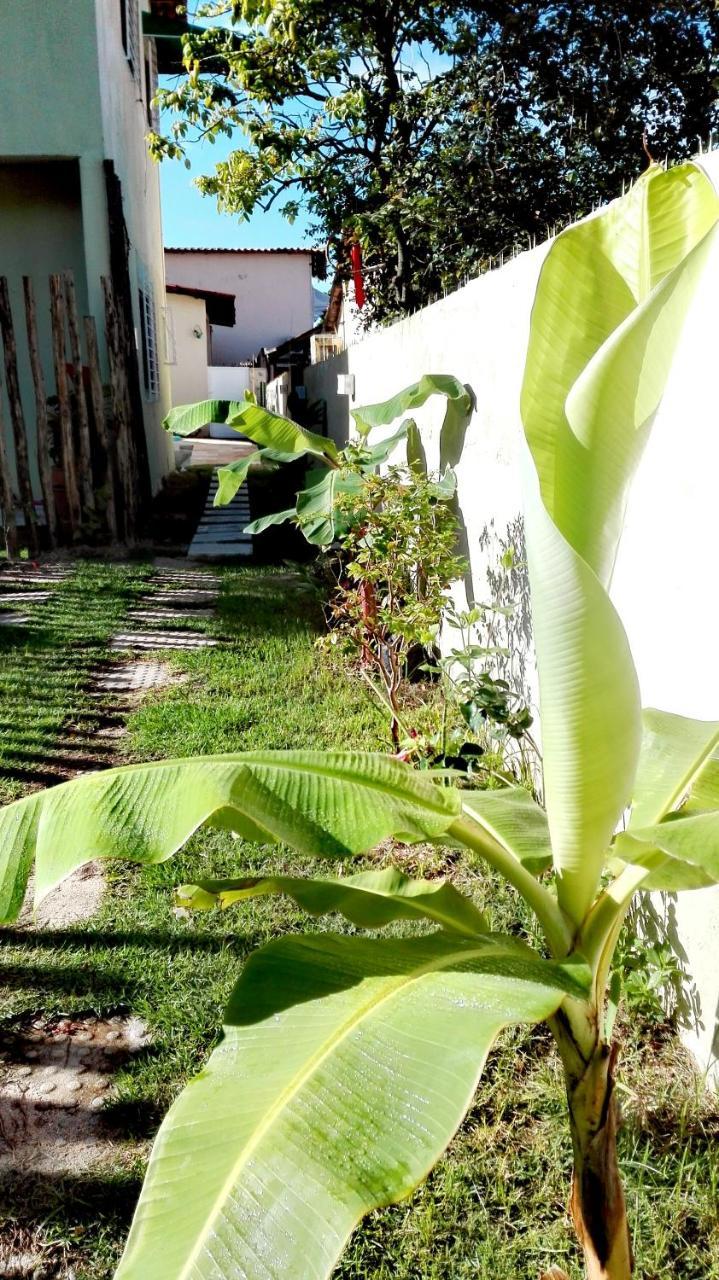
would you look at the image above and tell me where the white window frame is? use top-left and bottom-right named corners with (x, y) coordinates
top-left (138, 267), bottom-right (160, 402)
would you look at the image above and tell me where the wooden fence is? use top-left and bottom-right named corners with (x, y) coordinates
top-left (0, 269), bottom-right (147, 557)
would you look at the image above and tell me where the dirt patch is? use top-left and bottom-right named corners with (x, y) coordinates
top-left (0, 1013), bottom-right (150, 1178)
top-left (18, 864), bottom-right (107, 931)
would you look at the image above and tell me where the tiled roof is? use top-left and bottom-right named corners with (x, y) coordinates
top-left (164, 246), bottom-right (315, 255)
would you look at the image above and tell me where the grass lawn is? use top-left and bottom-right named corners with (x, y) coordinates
top-left (0, 564), bottom-right (717, 1278)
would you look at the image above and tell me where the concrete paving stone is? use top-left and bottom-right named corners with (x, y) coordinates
top-left (0, 590), bottom-right (52, 602)
top-left (189, 542), bottom-right (253, 558)
top-left (92, 661), bottom-right (177, 692)
top-left (110, 630), bottom-right (219, 650)
top-left (127, 606), bottom-right (215, 623)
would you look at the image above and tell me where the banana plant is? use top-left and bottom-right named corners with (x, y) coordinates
top-left (164, 375), bottom-right (473, 547)
top-left (1, 161), bottom-right (718, 1280)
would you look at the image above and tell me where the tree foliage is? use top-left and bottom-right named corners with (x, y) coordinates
top-left (154, 1), bottom-right (719, 318)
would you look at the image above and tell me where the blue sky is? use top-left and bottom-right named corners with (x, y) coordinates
top-left (160, 133), bottom-right (316, 252)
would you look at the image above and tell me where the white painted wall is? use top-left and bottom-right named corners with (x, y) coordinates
top-left (164, 250), bottom-right (315, 363)
top-left (207, 366), bottom-right (253, 400)
top-left (166, 293), bottom-right (209, 407)
top-left (305, 179), bottom-right (719, 1086)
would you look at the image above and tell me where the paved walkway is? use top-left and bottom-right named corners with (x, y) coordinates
top-left (188, 473), bottom-right (253, 559)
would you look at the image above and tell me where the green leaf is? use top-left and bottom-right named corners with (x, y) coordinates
top-left (229, 403), bottom-right (339, 462)
top-left (351, 374), bottom-right (472, 473)
top-left (0, 791), bottom-right (43, 922)
top-left (244, 507), bottom-right (297, 536)
top-left (615, 812), bottom-right (719, 891)
top-left (461, 788), bottom-right (552, 876)
top-left (523, 163), bottom-right (719, 585)
top-left (0, 752), bottom-right (462, 920)
top-left (520, 162), bottom-right (719, 923)
top-left (361, 420), bottom-right (410, 466)
top-left (295, 467), bottom-right (364, 547)
top-left (163, 399), bottom-right (245, 436)
top-left (115, 932), bottom-right (589, 1279)
top-left (629, 708), bottom-right (719, 828)
top-left (214, 451), bottom-right (263, 506)
top-left (175, 866), bottom-right (489, 936)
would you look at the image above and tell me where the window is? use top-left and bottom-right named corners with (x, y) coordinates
top-left (144, 38), bottom-right (159, 129)
top-left (138, 270), bottom-right (160, 401)
top-left (121, 0), bottom-right (140, 79)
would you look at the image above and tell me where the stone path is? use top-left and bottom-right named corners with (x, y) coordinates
top-left (0, 557), bottom-right (221, 1198)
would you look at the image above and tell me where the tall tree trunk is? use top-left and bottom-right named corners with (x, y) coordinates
top-left (554, 1014), bottom-right (632, 1280)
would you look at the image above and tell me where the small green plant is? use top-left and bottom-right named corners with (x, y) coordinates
top-left (163, 374), bottom-right (473, 550)
top-left (1, 162), bottom-right (718, 1280)
top-left (428, 596), bottom-right (537, 778)
top-left (323, 464), bottom-right (466, 746)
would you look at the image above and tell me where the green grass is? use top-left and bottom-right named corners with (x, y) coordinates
top-left (0, 564), bottom-right (717, 1279)
top-left (0, 561), bottom-right (153, 804)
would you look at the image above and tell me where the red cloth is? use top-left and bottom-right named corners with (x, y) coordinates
top-left (350, 242), bottom-right (365, 309)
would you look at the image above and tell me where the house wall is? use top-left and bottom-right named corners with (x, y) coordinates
top-left (304, 164), bottom-right (719, 1087)
top-left (94, 0), bottom-right (173, 487)
top-left (0, 0), bottom-right (172, 497)
top-left (166, 293), bottom-right (209, 407)
top-left (0, 162), bottom-right (89, 492)
top-left (164, 251), bottom-right (315, 364)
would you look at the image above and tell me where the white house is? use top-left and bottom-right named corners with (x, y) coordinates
top-left (164, 248), bottom-right (318, 368)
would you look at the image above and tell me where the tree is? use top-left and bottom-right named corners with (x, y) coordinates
top-left (154, 2), bottom-right (719, 319)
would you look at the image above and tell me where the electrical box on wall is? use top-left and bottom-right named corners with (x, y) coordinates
top-left (337, 373), bottom-right (355, 397)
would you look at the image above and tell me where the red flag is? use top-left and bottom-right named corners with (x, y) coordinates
top-left (350, 242), bottom-right (365, 309)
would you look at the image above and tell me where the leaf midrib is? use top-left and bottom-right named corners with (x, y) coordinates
top-left (171, 940), bottom-right (523, 1279)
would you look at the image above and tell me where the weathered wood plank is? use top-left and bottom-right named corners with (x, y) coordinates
top-left (0, 372), bottom-right (19, 560)
top-left (49, 273), bottom-right (82, 537)
top-left (0, 277), bottom-right (38, 553)
top-left (63, 271), bottom-right (95, 515)
top-left (22, 276), bottom-right (57, 547)
top-left (102, 275), bottom-right (137, 540)
top-left (83, 314), bottom-right (118, 542)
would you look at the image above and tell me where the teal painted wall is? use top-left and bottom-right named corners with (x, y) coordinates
top-left (0, 0), bottom-right (103, 160)
top-left (0, 162), bottom-right (88, 492)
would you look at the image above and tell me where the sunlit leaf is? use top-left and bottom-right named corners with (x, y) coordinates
top-left (115, 932), bottom-right (588, 1279)
top-left (176, 866), bottom-right (489, 936)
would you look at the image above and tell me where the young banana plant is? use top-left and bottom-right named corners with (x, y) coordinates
top-left (1, 161), bottom-right (718, 1280)
top-left (164, 374), bottom-right (473, 547)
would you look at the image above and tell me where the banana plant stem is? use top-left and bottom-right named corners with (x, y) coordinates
top-left (450, 812), bottom-right (574, 957)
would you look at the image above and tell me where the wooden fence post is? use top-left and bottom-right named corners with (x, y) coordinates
top-left (22, 277), bottom-right (58, 548)
top-left (102, 275), bottom-right (137, 539)
top-left (49, 274), bottom-right (82, 537)
top-left (0, 277), bottom-right (38, 554)
top-left (63, 271), bottom-right (95, 516)
top-left (0, 376), bottom-right (19, 561)
top-left (84, 313), bottom-right (118, 541)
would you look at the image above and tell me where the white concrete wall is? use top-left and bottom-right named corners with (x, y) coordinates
top-left (207, 366), bottom-right (253, 400)
top-left (304, 190), bottom-right (719, 1086)
top-left (166, 293), bottom-right (209, 407)
top-left (164, 251), bottom-right (315, 363)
